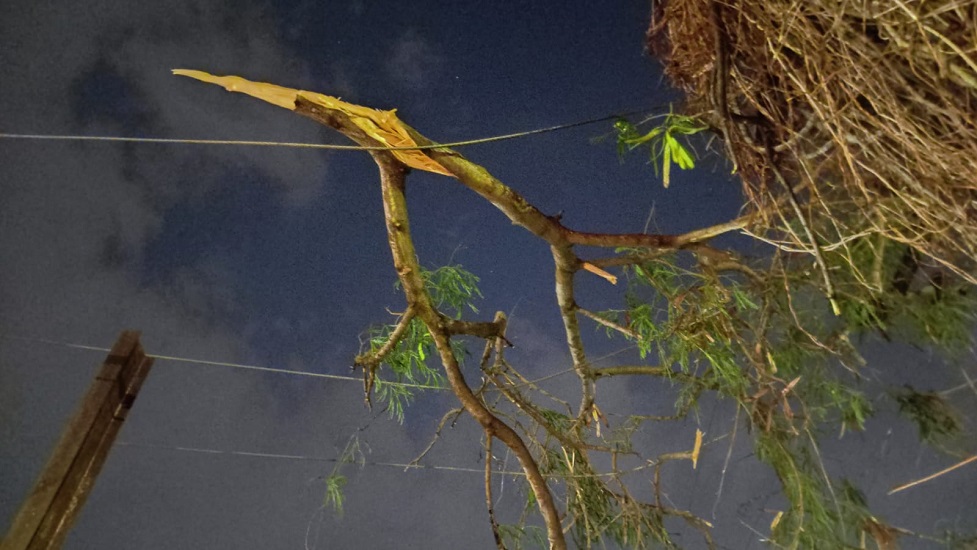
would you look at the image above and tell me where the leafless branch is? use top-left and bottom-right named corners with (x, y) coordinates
top-left (408, 407), bottom-right (464, 469)
top-left (577, 308), bottom-right (640, 340)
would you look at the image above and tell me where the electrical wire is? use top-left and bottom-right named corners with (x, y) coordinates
top-left (0, 331), bottom-right (582, 390)
top-left (0, 107), bottom-right (658, 152)
top-left (114, 439), bottom-right (683, 480)
top-left (116, 440), bottom-right (530, 476)
top-left (0, 332), bottom-right (441, 390)
top-left (2, 331), bottom-right (729, 480)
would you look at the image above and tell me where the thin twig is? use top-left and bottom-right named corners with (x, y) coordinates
top-left (577, 308), bottom-right (639, 339)
top-left (408, 408), bottom-right (465, 469)
top-left (484, 433), bottom-right (507, 550)
top-left (888, 454), bottom-right (977, 495)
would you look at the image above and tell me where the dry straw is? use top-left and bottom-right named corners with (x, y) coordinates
top-left (648, 0), bottom-right (977, 287)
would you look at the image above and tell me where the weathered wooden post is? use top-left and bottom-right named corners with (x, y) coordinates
top-left (2, 330), bottom-right (153, 550)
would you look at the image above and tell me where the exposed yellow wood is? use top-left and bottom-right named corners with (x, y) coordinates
top-left (172, 69), bottom-right (453, 177)
top-left (691, 428), bottom-right (704, 469)
top-left (581, 262), bottom-right (617, 285)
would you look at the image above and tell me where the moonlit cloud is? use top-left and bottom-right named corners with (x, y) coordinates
top-left (385, 28), bottom-right (443, 91)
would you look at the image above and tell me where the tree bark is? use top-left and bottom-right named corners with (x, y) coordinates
top-left (294, 99), bottom-right (567, 550)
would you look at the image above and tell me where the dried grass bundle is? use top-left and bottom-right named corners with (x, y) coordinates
top-left (649, 0), bottom-right (977, 286)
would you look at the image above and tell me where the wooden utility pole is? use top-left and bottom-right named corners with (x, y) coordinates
top-left (2, 331), bottom-right (153, 550)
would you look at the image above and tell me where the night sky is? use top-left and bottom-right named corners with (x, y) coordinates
top-left (2, 1), bottom-right (975, 548)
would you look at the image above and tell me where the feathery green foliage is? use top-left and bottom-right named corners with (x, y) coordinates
top-left (363, 264), bottom-right (482, 422)
top-left (321, 436), bottom-right (364, 517)
top-left (893, 386), bottom-right (962, 446)
top-left (613, 109), bottom-right (706, 188)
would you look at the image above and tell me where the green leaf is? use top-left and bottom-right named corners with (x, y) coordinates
top-left (611, 108), bottom-right (706, 188)
top-left (670, 138), bottom-right (695, 170)
top-left (625, 127), bottom-right (663, 149)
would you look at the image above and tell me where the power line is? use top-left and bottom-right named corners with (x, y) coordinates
top-left (3, 332), bottom-right (731, 481)
top-left (0, 332), bottom-right (442, 390)
top-left (0, 108), bottom-right (657, 152)
top-left (114, 439), bottom-right (716, 480)
top-left (0, 332), bottom-right (582, 390)
top-left (116, 440), bottom-right (531, 476)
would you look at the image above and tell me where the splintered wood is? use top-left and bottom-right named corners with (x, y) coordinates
top-left (172, 69), bottom-right (453, 177)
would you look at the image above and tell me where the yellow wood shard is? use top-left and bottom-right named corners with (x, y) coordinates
top-left (172, 69), bottom-right (453, 177)
top-left (691, 428), bottom-right (703, 469)
top-left (581, 262), bottom-right (617, 285)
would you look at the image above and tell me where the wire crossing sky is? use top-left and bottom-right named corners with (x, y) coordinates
top-left (0, 107), bottom-right (660, 151)
top-left (0, 331), bottom-right (587, 391)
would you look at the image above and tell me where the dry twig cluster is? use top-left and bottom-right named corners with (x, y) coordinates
top-left (648, 0), bottom-right (977, 286)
